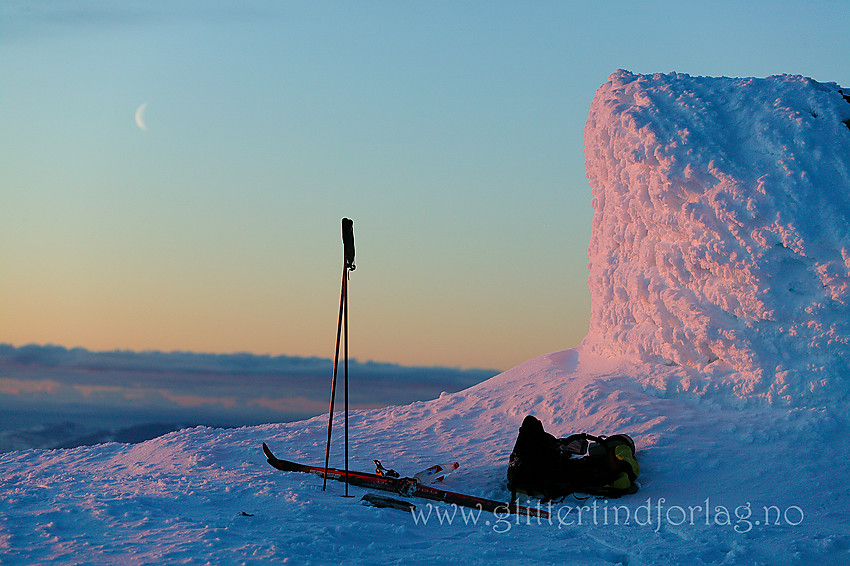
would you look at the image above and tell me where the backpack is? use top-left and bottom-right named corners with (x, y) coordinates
top-left (506, 415), bottom-right (639, 503)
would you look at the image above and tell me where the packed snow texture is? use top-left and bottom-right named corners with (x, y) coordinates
top-left (584, 70), bottom-right (850, 405)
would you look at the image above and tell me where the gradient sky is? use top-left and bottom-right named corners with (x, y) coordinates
top-left (2, 1), bottom-right (849, 371)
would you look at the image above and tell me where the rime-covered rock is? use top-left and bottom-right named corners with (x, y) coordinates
top-left (583, 70), bottom-right (850, 404)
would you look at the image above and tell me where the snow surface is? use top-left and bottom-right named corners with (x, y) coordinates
top-left (1, 350), bottom-right (848, 565)
top-left (2, 70), bottom-right (850, 565)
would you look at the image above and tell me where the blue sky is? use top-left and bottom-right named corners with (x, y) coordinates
top-left (2, 1), bottom-right (849, 370)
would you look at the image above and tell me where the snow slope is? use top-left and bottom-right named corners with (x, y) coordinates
top-left (1, 350), bottom-right (848, 565)
top-left (2, 70), bottom-right (850, 565)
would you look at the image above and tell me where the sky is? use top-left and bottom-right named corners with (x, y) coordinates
top-left (2, 1), bottom-right (849, 371)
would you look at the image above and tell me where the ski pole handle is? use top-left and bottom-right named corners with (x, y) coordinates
top-left (342, 218), bottom-right (355, 270)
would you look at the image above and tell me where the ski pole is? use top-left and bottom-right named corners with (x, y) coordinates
top-left (323, 219), bottom-right (355, 493)
top-left (343, 268), bottom-right (350, 496)
top-left (341, 218), bottom-right (355, 496)
top-left (322, 262), bottom-right (346, 492)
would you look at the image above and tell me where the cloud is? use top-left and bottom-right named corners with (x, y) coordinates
top-left (0, 377), bottom-right (64, 395)
top-left (0, 343), bottom-right (495, 387)
top-left (0, 344), bottom-right (497, 451)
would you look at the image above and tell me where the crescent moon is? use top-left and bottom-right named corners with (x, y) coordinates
top-left (135, 102), bottom-right (149, 132)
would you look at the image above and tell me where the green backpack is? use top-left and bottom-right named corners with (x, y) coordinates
top-left (506, 415), bottom-right (639, 503)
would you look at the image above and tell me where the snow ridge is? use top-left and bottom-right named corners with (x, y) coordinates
top-left (583, 70), bottom-right (850, 405)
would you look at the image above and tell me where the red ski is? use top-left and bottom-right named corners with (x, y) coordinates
top-left (262, 443), bottom-right (549, 519)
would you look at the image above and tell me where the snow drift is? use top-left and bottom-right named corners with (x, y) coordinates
top-left (583, 70), bottom-right (850, 404)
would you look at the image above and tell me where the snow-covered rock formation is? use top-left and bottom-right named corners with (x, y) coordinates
top-left (583, 70), bottom-right (850, 404)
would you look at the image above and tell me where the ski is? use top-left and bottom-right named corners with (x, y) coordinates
top-left (262, 443), bottom-right (549, 519)
top-left (413, 461), bottom-right (459, 484)
top-left (376, 460), bottom-right (459, 484)
top-left (361, 493), bottom-right (416, 512)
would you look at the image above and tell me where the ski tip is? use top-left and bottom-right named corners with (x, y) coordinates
top-left (262, 442), bottom-right (274, 460)
top-left (260, 444), bottom-right (306, 473)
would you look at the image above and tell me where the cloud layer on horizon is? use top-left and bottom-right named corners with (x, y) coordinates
top-left (0, 344), bottom-right (497, 451)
